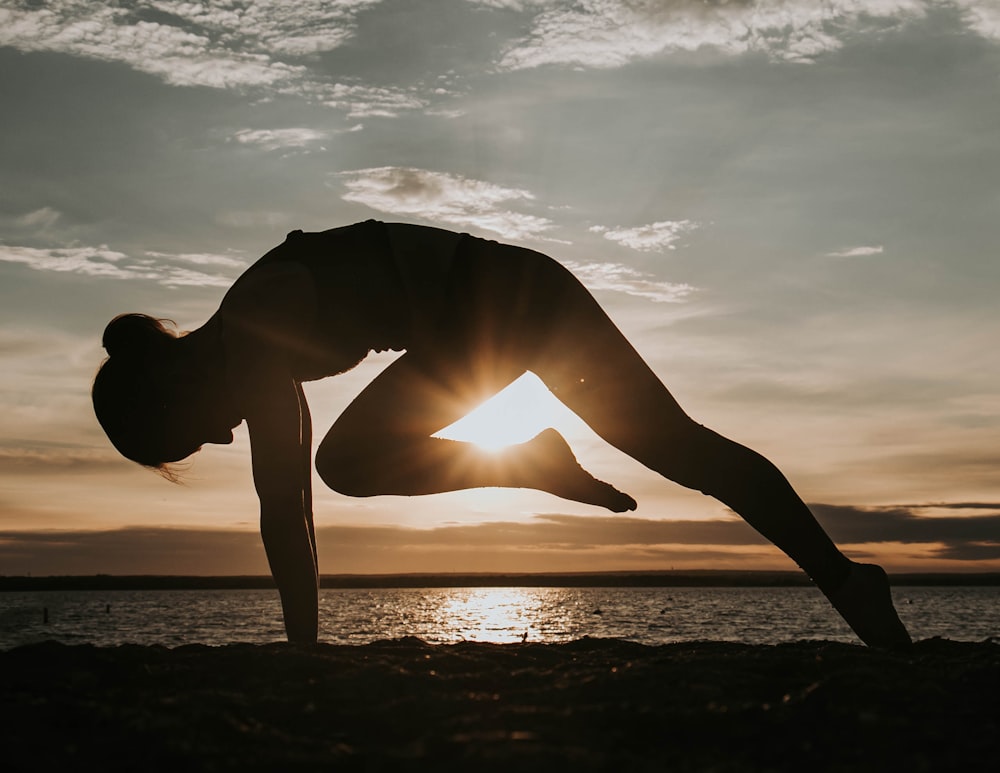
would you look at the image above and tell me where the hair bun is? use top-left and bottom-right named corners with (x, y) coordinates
top-left (102, 313), bottom-right (173, 361)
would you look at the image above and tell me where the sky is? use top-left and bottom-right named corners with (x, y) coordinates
top-left (1, 0), bottom-right (999, 577)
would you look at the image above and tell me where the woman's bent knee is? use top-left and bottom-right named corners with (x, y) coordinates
top-left (315, 437), bottom-right (377, 497)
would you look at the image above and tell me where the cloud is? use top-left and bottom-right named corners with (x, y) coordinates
top-left (811, 502), bottom-right (1000, 561)
top-left (0, 527), bottom-right (269, 576)
top-left (0, 244), bottom-right (142, 279)
top-left (321, 83), bottom-right (428, 119)
top-left (472, 0), bottom-right (542, 9)
top-left (954, 0), bottom-right (1000, 41)
top-left (351, 505), bottom-right (1000, 563)
top-left (0, 446), bottom-right (125, 475)
top-left (4, 500), bottom-right (999, 575)
top-left (0, 521), bottom-right (769, 576)
top-left (0, 1), bottom-right (422, 117)
top-left (591, 220), bottom-right (699, 252)
top-left (0, 329), bottom-right (47, 358)
top-left (323, 504), bottom-right (999, 561)
top-left (143, 250), bottom-right (247, 269)
top-left (0, 516), bottom-right (765, 578)
top-left (826, 245), bottom-right (885, 257)
top-left (16, 207), bottom-right (62, 231)
top-left (231, 128), bottom-right (328, 151)
top-left (139, 0), bottom-right (377, 57)
top-left (339, 166), bottom-right (556, 239)
top-left (562, 261), bottom-right (695, 303)
top-left (489, 0), bottom-right (935, 70)
top-left (0, 2), bottom-right (301, 88)
top-left (0, 243), bottom-right (242, 288)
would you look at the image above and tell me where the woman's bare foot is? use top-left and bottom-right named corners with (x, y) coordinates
top-left (823, 562), bottom-right (912, 650)
top-left (513, 428), bottom-right (636, 512)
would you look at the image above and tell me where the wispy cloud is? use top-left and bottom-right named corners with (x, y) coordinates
top-left (140, 0), bottom-right (377, 56)
top-left (0, 446), bottom-right (125, 474)
top-left (489, 0), bottom-right (932, 70)
top-left (231, 128), bottom-right (328, 151)
top-left (0, 244), bottom-right (139, 278)
top-left (143, 250), bottom-right (247, 269)
top-left (562, 261), bottom-right (695, 303)
top-left (16, 207), bottom-right (62, 230)
top-left (0, 208), bottom-right (65, 240)
top-left (0, 1), bottom-right (423, 117)
top-left (321, 83), bottom-right (428, 119)
top-left (339, 166), bottom-right (556, 239)
top-left (0, 244), bottom-right (243, 288)
top-left (0, 2), bottom-right (302, 88)
top-left (591, 220), bottom-right (699, 252)
top-left (954, 0), bottom-right (1000, 42)
top-left (826, 245), bottom-right (885, 257)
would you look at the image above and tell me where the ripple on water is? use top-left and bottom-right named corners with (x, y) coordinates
top-left (1, 585), bottom-right (997, 649)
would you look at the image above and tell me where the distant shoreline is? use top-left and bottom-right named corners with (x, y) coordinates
top-left (2, 570), bottom-right (999, 591)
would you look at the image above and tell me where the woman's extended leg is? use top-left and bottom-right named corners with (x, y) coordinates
top-left (521, 260), bottom-right (910, 647)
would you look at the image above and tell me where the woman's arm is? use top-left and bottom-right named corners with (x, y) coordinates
top-left (223, 262), bottom-right (320, 643)
top-left (244, 370), bottom-right (318, 644)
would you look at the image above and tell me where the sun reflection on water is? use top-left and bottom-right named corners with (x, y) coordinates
top-left (434, 588), bottom-right (538, 643)
top-left (9, 586), bottom-right (997, 648)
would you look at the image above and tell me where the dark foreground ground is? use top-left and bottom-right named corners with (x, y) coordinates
top-left (2, 637), bottom-right (998, 772)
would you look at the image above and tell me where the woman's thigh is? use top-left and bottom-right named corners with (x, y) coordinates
top-left (531, 280), bottom-right (696, 454)
top-left (321, 348), bottom-right (527, 453)
top-left (458, 245), bottom-right (696, 452)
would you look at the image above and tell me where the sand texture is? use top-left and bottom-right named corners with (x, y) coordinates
top-left (3, 637), bottom-right (998, 771)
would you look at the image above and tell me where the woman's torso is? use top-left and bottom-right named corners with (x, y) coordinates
top-left (221, 220), bottom-right (463, 381)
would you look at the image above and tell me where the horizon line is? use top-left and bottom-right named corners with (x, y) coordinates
top-left (3, 569), bottom-right (1000, 591)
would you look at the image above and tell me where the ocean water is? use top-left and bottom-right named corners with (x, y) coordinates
top-left (0, 586), bottom-right (997, 650)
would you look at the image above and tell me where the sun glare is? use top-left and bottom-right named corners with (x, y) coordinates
top-left (435, 588), bottom-right (539, 643)
top-left (432, 372), bottom-right (565, 451)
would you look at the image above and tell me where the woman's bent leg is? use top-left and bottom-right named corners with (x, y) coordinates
top-left (315, 351), bottom-right (634, 510)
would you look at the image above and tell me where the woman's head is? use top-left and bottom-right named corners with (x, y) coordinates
top-left (92, 313), bottom-right (193, 475)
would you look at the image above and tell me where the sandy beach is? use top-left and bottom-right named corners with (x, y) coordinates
top-left (3, 637), bottom-right (997, 771)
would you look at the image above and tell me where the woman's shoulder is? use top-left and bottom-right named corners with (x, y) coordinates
top-left (224, 258), bottom-right (315, 310)
top-left (220, 258), bottom-right (318, 348)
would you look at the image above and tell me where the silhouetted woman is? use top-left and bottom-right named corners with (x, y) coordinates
top-left (93, 221), bottom-right (911, 647)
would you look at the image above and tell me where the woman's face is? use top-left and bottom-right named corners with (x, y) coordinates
top-left (160, 362), bottom-right (243, 461)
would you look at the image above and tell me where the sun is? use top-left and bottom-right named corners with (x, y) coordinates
top-left (432, 372), bottom-right (567, 451)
